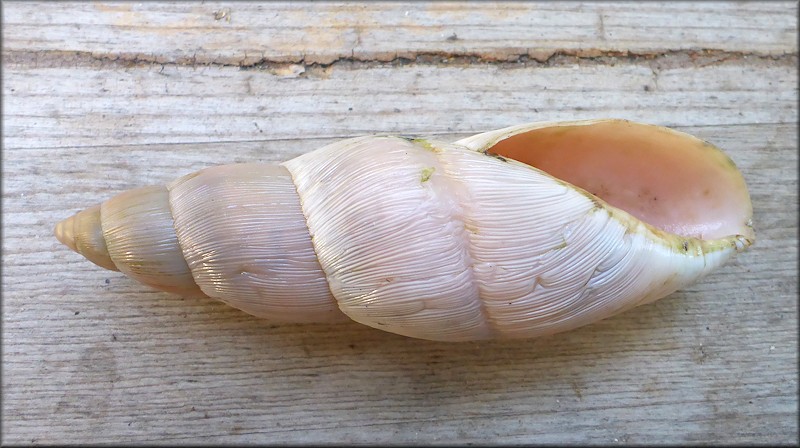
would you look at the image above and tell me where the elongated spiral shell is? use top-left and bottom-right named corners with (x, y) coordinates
top-left (55, 119), bottom-right (754, 341)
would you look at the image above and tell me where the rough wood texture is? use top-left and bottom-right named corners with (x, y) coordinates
top-left (2, 1), bottom-right (798, 445)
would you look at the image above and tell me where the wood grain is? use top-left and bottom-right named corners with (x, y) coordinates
top-left (2, 1), bottom-right (797, 445)
top-left (3, 62), bottom-right (797, 149)
top-left (2, 1), bottom-right (795, 64)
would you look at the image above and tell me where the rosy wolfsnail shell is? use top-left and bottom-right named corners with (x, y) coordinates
top-left (54, 119), bottom-right (754, 341)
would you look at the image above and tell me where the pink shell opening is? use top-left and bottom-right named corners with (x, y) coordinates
top-left (488, 120), bottom-right (754, 241)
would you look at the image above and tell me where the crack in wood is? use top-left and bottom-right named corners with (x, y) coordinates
top-left (4, 49), bottom-right (797, 72)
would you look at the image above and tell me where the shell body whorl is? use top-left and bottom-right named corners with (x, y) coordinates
top-left (54, 119), bottom-right (754, 341)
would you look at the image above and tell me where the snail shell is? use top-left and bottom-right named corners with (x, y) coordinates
top-left (55, 119), bottom-right (754, 341)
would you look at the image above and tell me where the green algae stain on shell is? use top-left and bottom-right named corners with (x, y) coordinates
top-left (420, 167), bottom-right (435, 183)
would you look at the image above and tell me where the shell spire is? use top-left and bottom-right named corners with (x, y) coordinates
top-left (55, 204), bottom-right (118, 272)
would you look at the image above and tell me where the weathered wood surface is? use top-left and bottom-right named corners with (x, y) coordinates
top-left (2, 1), bottom-right (798, 445)
top-left (3, 1), bottom-right (795, 64)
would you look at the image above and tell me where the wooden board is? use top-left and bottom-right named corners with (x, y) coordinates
top-left (3, 2), bottom-right (795, 64)
top-left (2, 2), bottom-right (798, 445)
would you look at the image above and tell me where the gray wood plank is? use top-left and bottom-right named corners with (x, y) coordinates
top-left (3, 124), bottom-right (797, 444)
top-left (2, 61), bottom-right (797, 149)
top-left (3, 1), bottom-right (796, 65)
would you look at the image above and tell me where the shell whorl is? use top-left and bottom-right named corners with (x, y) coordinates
top-left (54, 119), bottom-right (755, 341)
top-left (167, 163), bottom-right (345, 323)
top-left (283, 134), bottom-right (750, 341)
